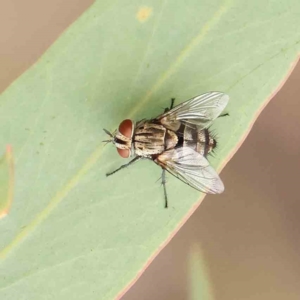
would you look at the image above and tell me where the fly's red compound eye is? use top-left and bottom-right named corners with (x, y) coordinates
top-left (118, 119), bottom-right (133, 138)
top-left (117, 119), bottom-right (133, 158)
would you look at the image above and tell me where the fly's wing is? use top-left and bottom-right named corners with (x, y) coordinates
top-left (156, 92), bottom-right (229, 131)
top-left (155, 147), bottom-right (224, 194)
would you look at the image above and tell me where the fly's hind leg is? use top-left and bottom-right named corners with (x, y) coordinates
top-left (161, 168), bottom-right (168, 208)
top-left (219, 113), bottom-right (229, 118)
top-left (106, 156), bottom-right (141, 177)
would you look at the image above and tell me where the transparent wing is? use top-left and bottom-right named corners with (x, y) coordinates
top-left (155, 147), bottom-right (224, 194)
top-left (156, 92), bottom-right (229, 131)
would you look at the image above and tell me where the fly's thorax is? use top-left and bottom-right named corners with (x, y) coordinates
top-left (133, 121), bottom-right (178, 157)
top-left (114, 119), bottom-right (135, 158)
top-left (165, 130), bottom-right (178, 150)
top-left (183, 125), bottom-right (216, 157)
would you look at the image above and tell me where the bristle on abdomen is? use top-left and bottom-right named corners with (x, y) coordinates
top-left (196, 128), bottom-right (217, 157)
top-left (182, 125), bottom-right (216, 157)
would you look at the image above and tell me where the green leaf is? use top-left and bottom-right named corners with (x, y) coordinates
top-left (0, 146), bottom-right (14, 218)
top-left (0, 0), bottom-right (299, 299)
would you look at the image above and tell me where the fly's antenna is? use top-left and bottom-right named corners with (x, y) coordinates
top-left (103, 128), bottom-right (113, 138)
top-left (102, 128), bottom-right (114, 145)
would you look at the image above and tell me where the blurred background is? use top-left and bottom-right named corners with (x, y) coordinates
top-left (1, 1), bottom-right (299, 299)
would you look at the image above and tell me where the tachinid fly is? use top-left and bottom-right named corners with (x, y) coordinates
top-left (104, 92), bottom-right (229, 208)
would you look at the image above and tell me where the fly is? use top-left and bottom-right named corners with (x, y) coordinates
top-left (104, 92), bottom-right (229, 208)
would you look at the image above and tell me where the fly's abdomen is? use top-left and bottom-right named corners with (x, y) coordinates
top-left (197, 129), bottom-right (216, 156)
top-left (183, 125), bottom-right (216, 157)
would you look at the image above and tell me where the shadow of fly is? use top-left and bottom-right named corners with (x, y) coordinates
top-left (104, 92), bottom-right (229, 208)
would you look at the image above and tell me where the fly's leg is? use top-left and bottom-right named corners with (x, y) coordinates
top-left (106, 156), bottom-right (141, 177)
top-left (164, 98), bottom-right (175, 113)
top-left (219, 113), bottom-right (229, 118)
top-left (170, 98), bottom-right (175, 110)
top-left (161, 168), bottom-right (168, 208)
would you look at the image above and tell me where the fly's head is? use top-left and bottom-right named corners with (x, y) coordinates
top-left (103, 119), bottom-right (135, 158)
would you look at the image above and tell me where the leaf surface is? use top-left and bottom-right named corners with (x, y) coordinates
top-left (0, 1), bottom-right (300, 299)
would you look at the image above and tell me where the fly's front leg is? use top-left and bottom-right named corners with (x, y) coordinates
top-left (161, 168), bottom-right (168, 208)
top-left (164, 98), bottom-right (175, 113)
top-left (106, 156), bottom-right (141, 177)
